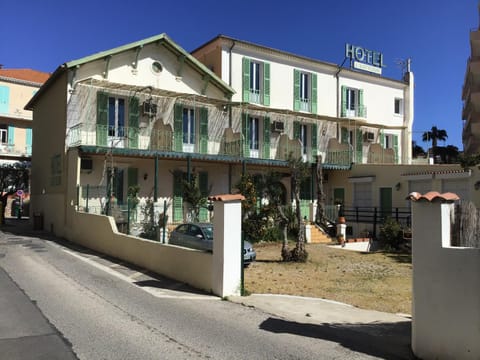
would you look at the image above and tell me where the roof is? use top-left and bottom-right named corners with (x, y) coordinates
top-left (26, 33), bottom-right (234, 110)
top-left (406, 191), bottom-right (460, 203)
top-left (0, 68), bottom-right (50, 85)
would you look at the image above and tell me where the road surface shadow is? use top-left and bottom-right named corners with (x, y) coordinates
top-left (260, 317), bottom-right (414, 360)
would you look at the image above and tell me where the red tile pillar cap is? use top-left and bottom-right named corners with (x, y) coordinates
top-left (208, 194), bottom-right (245, 202)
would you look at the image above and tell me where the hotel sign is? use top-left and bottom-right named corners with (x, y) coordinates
top-left (345, 43), bottom-right (384, 75)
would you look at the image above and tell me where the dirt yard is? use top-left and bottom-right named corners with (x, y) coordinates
top-left (244, 242), bottom-right (412, 315)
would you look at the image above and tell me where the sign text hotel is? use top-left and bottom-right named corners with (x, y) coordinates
top-left (345, 43), bottom-right (384, 75)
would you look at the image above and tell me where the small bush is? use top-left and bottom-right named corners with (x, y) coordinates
top-left (379, 217), bottom-right (404, 250)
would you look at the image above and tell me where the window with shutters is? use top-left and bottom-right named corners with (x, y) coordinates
top-left (294, 70), bottom-right (317, 113)
top-left (341, 86), bottom-right (365, 117)
top-left (243, 58), bottom-right (270, 106)
top-left (242, 114), bottom-right (271, 159)
top-left (97, 92), bottom-right (139, 148)
top-left (173, 104), bottom-right (208, 154)
top-left (294, 121), bottom-right (318, 163)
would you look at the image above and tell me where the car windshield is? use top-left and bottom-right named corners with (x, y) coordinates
top-left (201, 225), bottom-right (213, 240)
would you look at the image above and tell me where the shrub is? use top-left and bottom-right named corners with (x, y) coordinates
top-left (379, 217), bottom-right (404, 250)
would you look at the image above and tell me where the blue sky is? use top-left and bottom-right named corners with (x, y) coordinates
top-left (2, 0), bottom-right (477, 150)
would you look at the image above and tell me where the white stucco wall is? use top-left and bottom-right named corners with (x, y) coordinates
top-left (412, 201), bottom-right (480, 359)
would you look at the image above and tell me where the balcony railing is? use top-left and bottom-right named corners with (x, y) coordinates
top-left (67, 123), bottom-right (365, 166)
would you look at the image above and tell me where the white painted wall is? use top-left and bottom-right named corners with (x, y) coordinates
top-left (412, 200), bottom-right (480, 359)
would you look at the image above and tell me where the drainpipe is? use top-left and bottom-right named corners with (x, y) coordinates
top-left (335, 58), bottom-right (348, 141)
top-left (228, 40), bottom-right (236, 128)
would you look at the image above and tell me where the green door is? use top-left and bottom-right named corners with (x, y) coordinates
top-left (380, 187), bottom-right (392, 220)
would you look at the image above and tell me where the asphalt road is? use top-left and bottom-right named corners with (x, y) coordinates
top-left (0, 223), bottom-right (410, 359)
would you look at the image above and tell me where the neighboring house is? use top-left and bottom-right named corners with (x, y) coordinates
top-left (0, 68), bottom-right (49, 162)
top-left (462, 22), bottom-right (480, 155)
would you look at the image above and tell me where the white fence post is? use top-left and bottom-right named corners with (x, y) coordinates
top-left (209, 194), bottom-right (245, 297)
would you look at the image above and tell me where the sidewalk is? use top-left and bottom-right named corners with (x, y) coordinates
top-left (229, 294), bottom-right (413, 359)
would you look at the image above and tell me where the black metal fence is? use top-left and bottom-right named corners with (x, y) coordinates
top-left (342, 206), bottom-right (412, 238)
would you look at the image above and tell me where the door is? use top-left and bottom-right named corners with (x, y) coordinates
top-left (379, 187), bottom-right (392, 220)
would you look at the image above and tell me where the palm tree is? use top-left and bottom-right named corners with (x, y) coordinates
top-left (422, 126), bottom-right (448, 148)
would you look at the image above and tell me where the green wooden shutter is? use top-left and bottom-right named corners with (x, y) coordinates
top-left (311, 123), bottom-right (317, 160)
top-left (128, 97), bottom-right (139, 148)
top-left (173, 171), bottom-right (183, 222)
top-left (341, 127), bottom-right (349, 144)
top-left (242, 57), bottom-right (250, 102)
top-left (242, 113), bottom-right (250, 157)
top-left (293, 69), bottom-right (300, 111)
top-left (293, 121), bottom-right (300, 139)
top-left (127, 167), bottom-right (138, 188)
top-left (263, 117), bottom-right (270, 159)
top-left (393, 135), bottom-right (399, 163)
top-left (356, 130), bottom-right (363, 163)
top-left (199, 107), bottom-right (208, 154)
top-left (263, 62), bottom-right (270, 106)
top-left (311, 73), bottom-right (317, 114)
top-left (0, 86), bottom-right (9, 114)
top-left (173, 103), bottom-right (183, 152)
top-left (358, 89), bottom-right (364, 117)
top-left (7, 126), bottom-right (14, 146)
top-left (26, 128), bottom-right (32, 155)
top-left (198, 171), bottom-right (209, 222)
top-left (96, 92), bottom-right (108, 146)
top-left (341, 86), bottom-right (347, 117)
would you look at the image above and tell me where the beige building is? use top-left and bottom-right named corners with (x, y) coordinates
top-left (0, 68), bottom-right (49, 162)
top-left (462, 8), bottom-right (480, 154)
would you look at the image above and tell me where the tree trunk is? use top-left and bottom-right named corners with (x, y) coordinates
top-left (278, 206), bottom-right (290, 261)
top-left (291, 177), bottom-right (308, 262)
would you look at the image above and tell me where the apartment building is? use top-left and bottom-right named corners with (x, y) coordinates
top-left (0, 68), bottom-right (50, 161)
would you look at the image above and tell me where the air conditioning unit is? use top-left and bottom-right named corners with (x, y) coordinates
top-left (80, 158), bottom-right (93, 171)
top-left (364, 132), bottom-right (375, 142)
top-left (272, 121), bottom-right (284, 132)
top-left (143, 101), bottom-right (157, 116)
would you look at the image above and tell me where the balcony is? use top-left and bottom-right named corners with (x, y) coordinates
top-left (67, 123), bottom-right (356, 167)
top-left (341, 105), bottom-right (367, 118)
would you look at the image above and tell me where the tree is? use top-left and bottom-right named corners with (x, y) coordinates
top-left (283, 155), bottom-right (310, 262)
top-left (181, 172), bottom-right (210, 222)
top-left (0, 161), bottom-right (30, 224)
top-left (412, 141), bottom-right (426, 158)
top-left (315, 155), bottom-right (326, 227)
top-left (422, 126), bottom-right (448, 148)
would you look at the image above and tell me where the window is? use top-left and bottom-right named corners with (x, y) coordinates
top-left (294, 121), bottom-right (318, 163)
top-left (243, 58), bottom-right (270, 106)
top-left (353, 182), bottom-right (372, 207)
top-left (50, 154), bottom-right (62, 186)
top-left (0, 125), bottom-right (7, 144)
top-left (96, 92), bottom-right (139, 148)
top-left (173, 104), bottom-right (208, 154)
top-left (249, 117), bottom-right (259, 157)
top-left (250, 61), bottom-right (261, 103)
top-left (294, 70), bottom-right (317, 113)
top-left (242, 114), bottom-right (271, 159)
top-left (394, 98), bottom-right (403, 115)
top-left (0, 86), bottom-right (9, 114)
top-left (108, 97), bottom-right (125, 139)
top-left (341, 86), bottom-right (365, 117)
top-left (183, 108), bottom-right (195, 152)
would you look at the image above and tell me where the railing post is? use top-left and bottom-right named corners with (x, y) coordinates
top-left (373, 207), bottom-right (377, 238)
top-left (356, 207), bottom-right (359, 222)
top-left (86, 184), bottom-right (89, 213)
top-left (162, 199), bottom-right (167, 244)
top-left (154, 156), bottom-right (158, 202)
top-left (127, 197), bottom-right (130, 235)
top-left (76, 185), bottom-right (79, 211)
